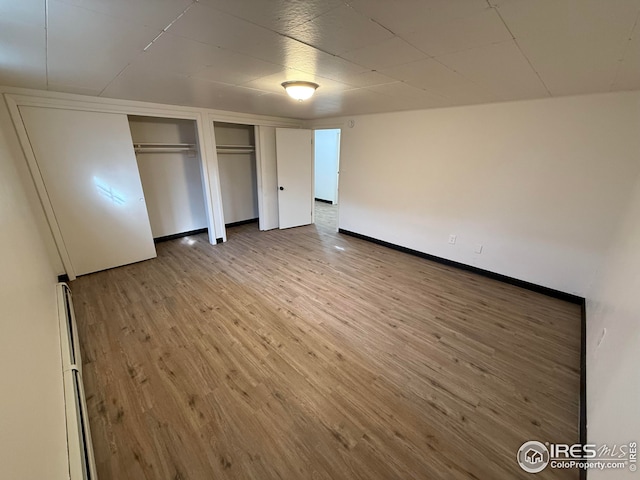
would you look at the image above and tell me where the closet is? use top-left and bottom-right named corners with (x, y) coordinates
top-left (129, 116), bottom-right (208, 241)
top-left (12, 95), bottom-right (314, 279)
top-left (214, 122), bottom-right (259, 227)
top-left (212, 124), bottom-right (315, 236)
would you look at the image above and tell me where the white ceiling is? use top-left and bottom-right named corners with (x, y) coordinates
top-left (1, 0), bottom-right (639, 119)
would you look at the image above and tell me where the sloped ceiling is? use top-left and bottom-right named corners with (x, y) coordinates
top-left (1, 0), bottom-right (639, 119)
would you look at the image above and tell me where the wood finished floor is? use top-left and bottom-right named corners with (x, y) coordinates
top-left (72, 202), bottom-right (580, 480)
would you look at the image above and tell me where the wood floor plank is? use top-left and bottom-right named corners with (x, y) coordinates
top-left (72, 202), bottom-right (580, 479)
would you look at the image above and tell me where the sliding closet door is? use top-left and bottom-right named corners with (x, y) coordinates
top-left (20, 106), bottom-right (156, 276)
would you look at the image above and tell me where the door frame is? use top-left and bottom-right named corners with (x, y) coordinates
top-left (313, 128), bottom-right (341, 204)
top-left (312, 127), bottom-right (342, 231)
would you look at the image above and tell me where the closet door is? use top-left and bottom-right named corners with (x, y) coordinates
top-left (20, 106), bottom-right (156, 276)
top-left (275, 128), bottom-right (313, 229)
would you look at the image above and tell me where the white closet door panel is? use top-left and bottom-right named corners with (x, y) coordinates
top-left (275, 128), bottom-right (313, 229)
top-left (20, 106), bottom-right (156, 275)
top-left (256, 126), bottom-right (279, 231)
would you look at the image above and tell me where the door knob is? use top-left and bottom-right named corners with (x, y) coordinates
top-left (279, 186), bottom-right (284, 190)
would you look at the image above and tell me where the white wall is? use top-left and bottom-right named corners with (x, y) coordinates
top-left (214, 123), bottom-right (259, 225)
top-left (319, 92), bottom-right (640, 296)
top-left (314, 129), bottom-right (340, 204)
top-left (0, 99), bottom-right (68, 478)
top-left (586, 170), bottom-right (640, 479)
top-left (129, 116), bottom-right (208, 238)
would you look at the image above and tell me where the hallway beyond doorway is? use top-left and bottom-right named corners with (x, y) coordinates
top-left (314, 200), bottom-right (337, 232)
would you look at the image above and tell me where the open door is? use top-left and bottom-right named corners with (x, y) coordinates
top-left (275, 128), bottom-right (313, 229)
top-left (19, 106), bottom-right (156, 277)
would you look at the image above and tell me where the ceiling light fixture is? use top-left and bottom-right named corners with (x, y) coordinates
top-left (282, 81), bottom-right (319, 101)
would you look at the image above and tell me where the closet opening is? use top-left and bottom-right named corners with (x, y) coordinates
top-left (313, 128), bottom-right (341, 232)
top-left (214, 122), bottom-right (259, 239)
top-left (128, 115), bottom-right (209, 243)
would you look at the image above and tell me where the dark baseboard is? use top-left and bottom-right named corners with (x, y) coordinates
top-left (338, 227), bottom-right (588, 466)
top-left (579, 299), bottom-right (587, 480)
top-left (154, 228), bottom-right (208, 243)
top-left (315, 198), bottom-right (334, 204)
top-left (57, 274), bottom-right (70, 283)
top-left (339, 229), bottom-right (583, 304)
top-left (225, 218), bottom-right (259, 228)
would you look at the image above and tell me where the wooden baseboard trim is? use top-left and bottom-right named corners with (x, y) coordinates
top-left (154, 228), bottom-right (208, 244)
top-left (314, 198), bottom-right (333, 204)
top-left (225, 218), bottom-right (259, 228)
top-left (339, 227), bottom-right (588, 459)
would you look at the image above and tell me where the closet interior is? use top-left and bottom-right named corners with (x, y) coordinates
top-left (214, 122), bottom-right (259, 228)
top-left (129, 115), bottom-right (209, 241)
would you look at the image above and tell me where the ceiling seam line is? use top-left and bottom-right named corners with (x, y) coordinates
top-left (194, 1), bottom-right (344, 56)
top-left (367, 18), bottom-right (396, 36)
top-left (429, 56), bottom-right (496, 97)
top-left (492, 5), bottom-right (552, 96)
top-left (343, 3), bottom-right (398, 37)
top-left (609, 8), bottom-right (640, 91)
top-left (168, 16), bottom-right (373, 80)
top-left (344, 0), bottom-right (441, 61)
top-left (98, 63), bottom-right (132, 96)
top-left (99, 0), bottom-right (199, 97)
top-left (511, 39), bottom-right (551, 97)
top-left (187, 0), bottom-right (394, 82)
top-left (143, 0), bottom-right (199, 52)
top-left (160, 1), bottom-right (381, 82)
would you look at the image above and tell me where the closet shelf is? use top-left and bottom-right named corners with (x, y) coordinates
top-left (134, 142), bottom-right (198, 154)
top-left (216, 144), bottom-right (255, 154)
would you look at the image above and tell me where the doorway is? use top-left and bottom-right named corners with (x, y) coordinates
top-left (314, 129), bottom-right (341, 231)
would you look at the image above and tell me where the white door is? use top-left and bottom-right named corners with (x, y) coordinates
top-left (275, 128), bottom-right (313, 229)
top-left (19, 106), bottom-right (156, 276)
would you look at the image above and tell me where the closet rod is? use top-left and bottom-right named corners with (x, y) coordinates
top-left (135, 148), bottom-right (197, 154)
top-left (134, 142), bottom-right (196, 148)
top-left (133, 142), bottom-right (198, 155)
top-left (216, 148), bottom-right (256, 154)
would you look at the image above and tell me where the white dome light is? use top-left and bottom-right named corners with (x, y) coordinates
top-left (282, 81), bottom-right (319, 101)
